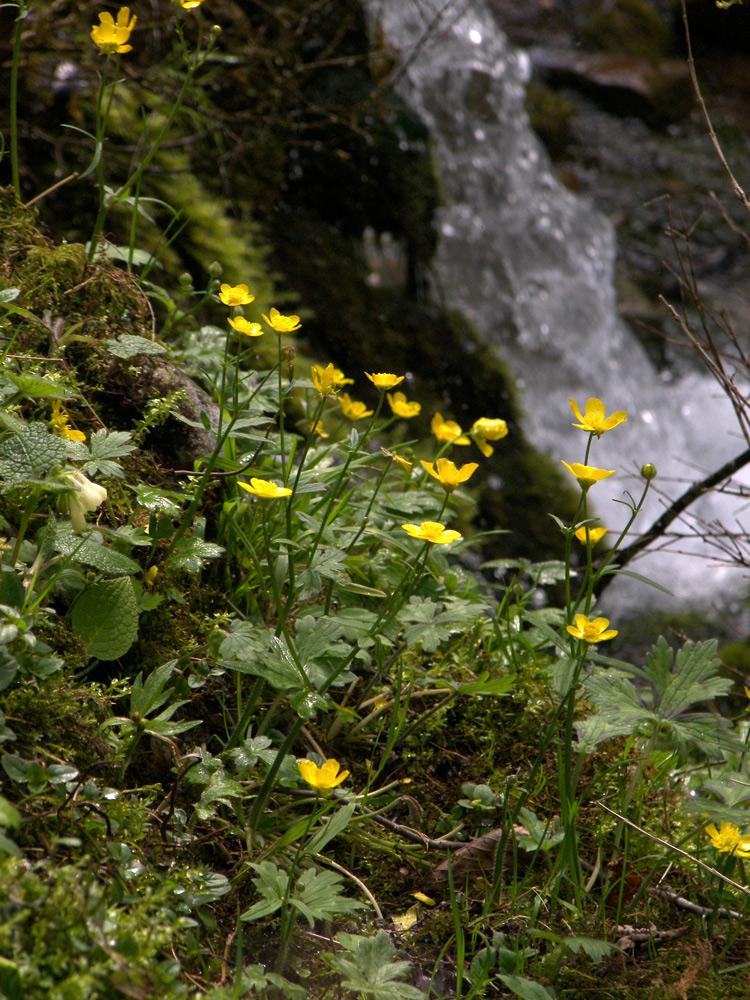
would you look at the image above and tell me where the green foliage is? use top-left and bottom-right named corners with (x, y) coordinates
top-left (576, 636), bottom-right (739, 756)
top-left (325, 931), bottom-right (425, 1000)
top-left (242, 862), bottom-right (366, 925)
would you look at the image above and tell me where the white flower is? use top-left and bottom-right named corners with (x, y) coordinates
top-left (67, 472), bottom-right (107, 531)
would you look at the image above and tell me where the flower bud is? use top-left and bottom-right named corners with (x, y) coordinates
top-left (281, 345), bottom-right (296, 362)
top-left (179, 271), bottom-right (193, 287)
top-left (208, 261), bottom-right (222, 278)
top-left (641, 463), bottom-right (657, 480)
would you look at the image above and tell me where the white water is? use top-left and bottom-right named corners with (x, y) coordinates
top-left (365, 0), bottom-right (750, 611)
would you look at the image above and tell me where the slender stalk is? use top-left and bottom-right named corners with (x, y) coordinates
top-left (9, 1), bottom-right (28, 197)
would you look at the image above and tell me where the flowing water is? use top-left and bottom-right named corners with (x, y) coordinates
top-left (366, 0), bottom-right (750, 612)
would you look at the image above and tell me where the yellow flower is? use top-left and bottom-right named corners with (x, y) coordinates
top-left (311, 363), bottom-right (339, 396)
top-left (339, 393), bottom-right (373, 420)
top-left (401, 521), bottom-right (462, 545)
top-left (311, 421), bottom-right (329, 439)
top-left (49, 401), bottom-right (86, 442)
top-left (566, 614), bottom-right (618, 643)
top-left (386, 391), bottom-right (421, 418)
top-left (263, 307), bottom-right (301, 333)
top-left (705, 821), bottom-right (750, 857)
top-left (297, 758), bottom-right (350, 796)
top-left (421, 457), bottom-right (478, 493)
top-left (331, 368), bottom-right (354, 386)
top-left (574, 525), bottom-right (608, 546)
top-left (219, 283), bottom-right (254, 306)
top-left (365, 372), bottom-right (404, 391)
top-left (174, 0), bottom-right (206, 7)
top-left (144, 566), bottom-right (159, 587)
top-left (238, 478), bottom-right (293, 500)
top-left (91, 7), bottom-right (136, 53)
top-left (66, 472), bottom-right (108, 532)
top-left (431, 412), bottom-right (470, 446)
top-left (570, 398), bottom-right (627, 437)
top-left (561, 461), bottom-right (615, 493)
top-left (381, 447), bottom-right (413, 472)
top-left (469, 417), bottom-right (508, 457)
top-left (228, 316), bottom-right (263, 337)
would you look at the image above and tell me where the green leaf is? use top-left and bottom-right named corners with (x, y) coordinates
top-left (307, 801), bottom-right (356, 855)
top-left (83, 428), bottom-right (135, 480)
top-left (562, 937), bottom-right (617, 964)
top-left (53, 525), bottom-right (141, 576)
top-left (169, 536), bottom-right (225, 572)
top-left (105, 334), bottom-right (167, 359)
top-left (497, 974), bottom-right (556, 1000)
top-left (329, 931), bottom-right (424, 1000)
top-left (0, 957), bottom-right (23, 1000)
top-left (0, 422), bottom-right (67, 490)
top-left (71, 577), bottom-right (138, 660)
top-left (291, 867), bottom-right (365, 924)
top-left (456, 672), bottom-right (513, 696)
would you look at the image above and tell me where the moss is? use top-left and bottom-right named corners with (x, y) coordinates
top-left (525, 82), bottom-right (577, 158)
top-left (583, 0), bottom-right (672, 61)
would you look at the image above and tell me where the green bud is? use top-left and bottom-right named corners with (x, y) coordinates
top-left (641, 463), bottom-right (657, 480)
top-left (179, 272), bottom-right (192, 287)
top-left (208, 261), bottom-right (222, 278)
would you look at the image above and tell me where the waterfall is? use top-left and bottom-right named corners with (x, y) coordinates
top-left (365, 0), bottom-right (748, 611)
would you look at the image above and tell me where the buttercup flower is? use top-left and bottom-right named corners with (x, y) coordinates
top-left (66, 472), bottom-right (108, 531)
top-left (401, 521), bottom-right (462, 545)
top-left (705, 821), bottom-right (750, 857)
top-left (570, 398), bottom-right (627, 437)
top-left (228, 316), bottom-right (263, 337)
top-left (381, 447), bottom-right (413, 472)
top-left (263, 307), bottom-right (301, 333)
top-left (331, 368), bottom-right (354, 386)
top-left (49, 401), bottom-right (86, 442)
top-left (174, 0), bottom-right (206, 7)
top-left (339, 394), bottom-right (373, 421)
top-left (144, 566), bottom-right (159, 587)
top-left (421, 457), bottom-right (478, 493)
top-left (566, 614), bottom-right (618, 643)
top-left (219, 283), bottom-right (254, 306)
top-left (91, 7), bottom-right (137, 53)
top-left (311, 363), bottom-right (339, 396)
top-left (297, 758), bottom-right (350, 796)
top-left (431, 413), bottom-right (470, 446)
top-left (469, 417), bottom-right (508, 457)
top-left (311, 421), bottom-right (329, 438)
top-left (574, 525), bottom-right (608, 546)
top-left (238, 478), bottom-right (292, 500)
top-left (561, 461), bottom-right (615, 493)
top-left (386, 391), bottom-right (421, 418)
top-left (366, 372), bottom-right (405, 391)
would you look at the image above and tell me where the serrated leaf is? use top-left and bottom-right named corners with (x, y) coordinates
top-left (498, 974), bottom-right (556, 1000)
top-left (83, 428), bottom-right (135, 480)
top-left (330, 932), bottom-right (424, 1000)
top-left (169, 536), bottom-right (225, 572)
top-left (562, 937), bottom-right (617, 964)
top-left (53, 526), bottom-right (141, 575)
top-left (132, 484), bottom-right (183, 516)
top-left (71, 577), bottom-right (138, 660)
top-left (0, 422), bottom-right (66, 490)
top-left (105, 334), bottom-right (167, 359)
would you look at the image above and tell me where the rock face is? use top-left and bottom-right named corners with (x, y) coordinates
top-left (366, 0), bottom-right (748, 607)
top-left (530, 49), bottom-right (692, 126)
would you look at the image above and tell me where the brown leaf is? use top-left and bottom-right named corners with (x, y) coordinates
top-left (424, 825), bottom-right (529, 890)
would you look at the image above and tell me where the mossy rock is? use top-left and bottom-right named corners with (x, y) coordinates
top-left (525, 82), bottom-right (577, 158)
top-left (583, 0), bottom-right (673, 61)
top-left (269, 207), bottom-right (578, 564)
